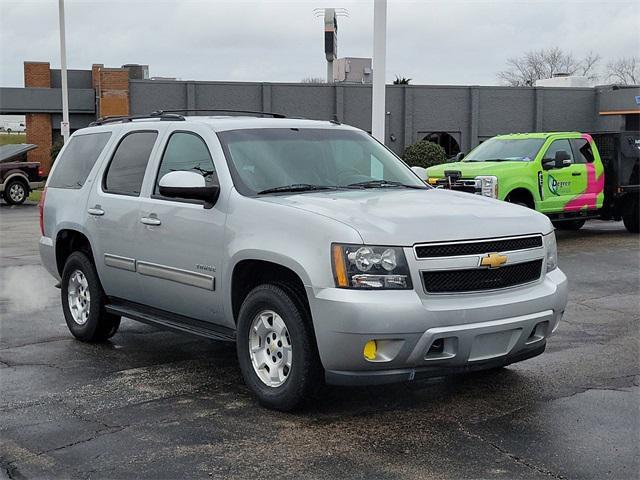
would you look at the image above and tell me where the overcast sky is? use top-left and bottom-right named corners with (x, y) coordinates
top-left (0, 0), bottom-right (638, 88)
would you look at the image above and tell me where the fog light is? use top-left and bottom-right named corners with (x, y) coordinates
top-left (363, 340), bottom-right (377, 360)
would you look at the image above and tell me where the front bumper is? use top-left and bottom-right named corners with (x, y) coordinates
top-left (306, 268), bottom-right (568, 386)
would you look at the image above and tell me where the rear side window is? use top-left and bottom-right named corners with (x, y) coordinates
top-left (103, 131), bottom-right (157, 196)
top-left (571, 139), bottom-right (595, 164)
top-left (48, 132), bottom-right (111, 188)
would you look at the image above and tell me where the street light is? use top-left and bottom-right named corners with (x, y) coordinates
top-left (58, 0), bottom-right (70, 143)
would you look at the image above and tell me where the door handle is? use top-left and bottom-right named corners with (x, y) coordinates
top-left (87, 206), bottom-right (105, 216)
top-left (140, 216), bottom-right (161, 226)
top-left (572, 172), bottom-right (582, 176)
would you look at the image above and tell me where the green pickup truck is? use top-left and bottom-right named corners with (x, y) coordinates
top-left (425, 132), bottom-right (639, 233)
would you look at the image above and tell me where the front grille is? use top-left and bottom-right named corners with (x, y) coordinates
top-left (415, 236), bottom-right (542, 258)
top-left (422, 260), bottom-right (543, 293)
top-left (435, 178), bottom-right (478, 194)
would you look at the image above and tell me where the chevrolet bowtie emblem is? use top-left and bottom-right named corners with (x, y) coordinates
top-left (480, 252), bottom-right (508, 269)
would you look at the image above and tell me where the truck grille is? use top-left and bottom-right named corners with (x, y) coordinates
top-left (422, 260), bottom-right (543, 293)
top-left (415, 236), bottom-right (542, 258)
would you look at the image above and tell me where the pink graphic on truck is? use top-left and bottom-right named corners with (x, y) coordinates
top-left (564, 135), bottom-right (605, 212)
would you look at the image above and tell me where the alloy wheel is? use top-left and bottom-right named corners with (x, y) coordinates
top-left (249, 310), bottom-right (292, 387)
top-left (67, 269), bottom-right (91, 325)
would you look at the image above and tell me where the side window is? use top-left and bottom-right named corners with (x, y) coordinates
top-left (48, 132), bottom-right (111, 188)
top-left (103, 131), bottom-right (157, 196)
top-left (571, 138), bottom-right (595, 164)
top-left (154, 132), bottom-right (217, 197)
top-left (544, 139), bottom-right (574, 164)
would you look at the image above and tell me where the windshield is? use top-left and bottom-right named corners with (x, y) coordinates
top-left (463, 137), bottom-right (545, 162)
top-left (217, 128), bottom-right (426, 195)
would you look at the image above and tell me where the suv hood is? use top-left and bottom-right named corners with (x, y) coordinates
top-left (260, 188), bottom-right (551, 245)
top-left (426, 161), bottom-right (529, 178)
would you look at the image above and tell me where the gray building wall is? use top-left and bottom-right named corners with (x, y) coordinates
top-left (130, 80), bottom-right (632, 155)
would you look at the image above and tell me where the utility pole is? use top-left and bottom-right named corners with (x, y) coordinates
top-left (58, 0), bottom-right (70, 143)
top-left (371, 0), bottom-right (387, 142)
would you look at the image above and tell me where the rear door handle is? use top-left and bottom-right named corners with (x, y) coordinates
top-left (140, 216), bottom-right (161, 226)
top-left (572, 172), bottom-right (582, 176)
top-left (87, 206), bottom-right (105, 216)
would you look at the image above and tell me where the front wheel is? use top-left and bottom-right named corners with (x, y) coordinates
top-left (553, 219), bottom-right (586, 231)
top-left (236, 283), bottom-right (323, 411)
top-left (61, 251), bottom-right (121, 342)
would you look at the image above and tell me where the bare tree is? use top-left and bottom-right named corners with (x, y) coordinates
top-left (393, 76), bottom-right (412, 85)
top-left (606, 57), bottom-right (639, 85)
top-left (301, 77), bottom-right (326, 84)
top-left (498, 47), bottom-right (601, 86)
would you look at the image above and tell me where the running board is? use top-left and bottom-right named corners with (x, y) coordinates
top-left (105, 299), bottom-right (235, 342)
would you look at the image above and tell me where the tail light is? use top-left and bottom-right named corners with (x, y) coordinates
top-left (39, 187), bottom-right (47, 236)
top-left (38, 166), bottom-right (44, 177)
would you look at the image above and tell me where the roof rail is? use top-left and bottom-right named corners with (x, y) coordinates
top-left (151, 109), bottom-right (287, 119)
top-left (89, 113), bottom-right (185, 126)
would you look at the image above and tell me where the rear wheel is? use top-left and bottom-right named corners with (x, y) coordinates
top-left (236, 283), bottom-right (323, 411)
top-left (553, 219), bottom-right (586, 231)
top-left (3, 178), bottom-right (28, 205)
top-left (623, 199), bottom-right (639, 233)
top-left (61, 251), bottom-right (120, 342)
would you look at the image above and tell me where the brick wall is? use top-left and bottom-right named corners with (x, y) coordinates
top-left (95, 68), bottom-right (129, 118)
top-left (25, 114), bottom-right (53, 172)
top-left (24, 62), bottom-right (53, 172)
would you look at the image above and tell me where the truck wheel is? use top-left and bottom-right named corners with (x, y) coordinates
top-left (3, 178), bottom-right (28, 205)
top-left (623, 200), bottom-right (639, 233)
top-left (61, 251), bottom-right (121, 342)
top-left (236, 283), bottom-right (323, 411)
top-left (553, 219), bottom-right (585, 231)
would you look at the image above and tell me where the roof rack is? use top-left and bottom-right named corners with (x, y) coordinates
top-left (89, 113), bottom-right (185, 126)
top-left (151, 109), bottom-right (287, 119)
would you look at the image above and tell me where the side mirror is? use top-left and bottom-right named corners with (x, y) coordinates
top-left (543, 150), bottom-right (571, 170)
top-left (554, 150), bottom-right (571, 168)
top-left (411, 166), bottom-right (427, 180)
top-left (158, 171), bottom-right (220, 206)
top-left (455, 152), bottom-right (465, 162)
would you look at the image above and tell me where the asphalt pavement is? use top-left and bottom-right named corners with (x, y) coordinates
top-left (1, 202), bottom-right (638, 479)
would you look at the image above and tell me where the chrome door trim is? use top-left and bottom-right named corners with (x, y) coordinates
top-left (137, 261), bottom-right (215, 291)
top-left (104, 253), bottom-right (136, 272)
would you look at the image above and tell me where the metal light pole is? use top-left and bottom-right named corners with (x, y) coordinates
top-left (58, 0), bottom-right (70, 143)
top-left (371, 0), bottom-right (387, 142)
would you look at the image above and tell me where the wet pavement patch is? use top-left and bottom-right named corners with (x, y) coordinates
top-left (1, 206), bottom-right (638, 479)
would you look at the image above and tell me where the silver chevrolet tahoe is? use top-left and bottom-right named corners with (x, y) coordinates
top-left (39, 111), bottom-right (568, 411)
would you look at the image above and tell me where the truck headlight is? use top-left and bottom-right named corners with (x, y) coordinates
top-left (543, 231), bottom-right (558, 272)
top-left (475, 176), bottom-right (498, 198)
top-left (331, 244), bottom-right (412, 289)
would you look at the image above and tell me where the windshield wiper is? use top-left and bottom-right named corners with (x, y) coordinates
top-left (344, 180), bottom-right (425, 189)
top-left (257, 184), bottom-right (335, 195)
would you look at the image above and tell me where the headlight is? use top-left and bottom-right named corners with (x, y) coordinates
top-left (331, 244), bottom-right (412, 289)
top-left (543, 231), bottom-right (558, 272)
top-left (475, 175), bottom-right (498, 198)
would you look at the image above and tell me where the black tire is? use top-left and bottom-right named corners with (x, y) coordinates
top-left (623, 199), bottom-right (639, 233)
top-left (505, 196), bottom-right (532, 209)
top-left (553, 219), bottom-right (586, 231)
top-left (3, 178), bottom-right (28, 205)
top-left (236, 283), bottom-right (323, 411)
top-left (61, 251), bottom-right (120, 342)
